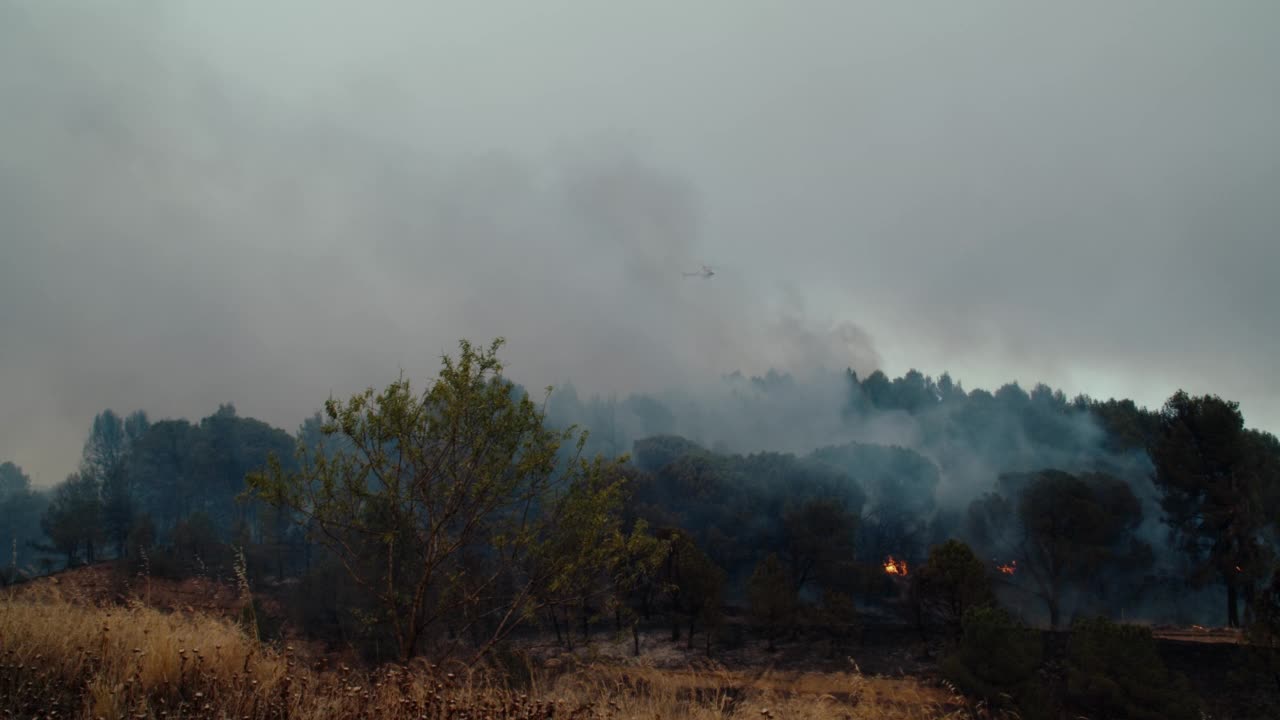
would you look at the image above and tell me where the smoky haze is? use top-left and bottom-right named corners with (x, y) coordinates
top-left (1, 1), bottom-right (1277, 486)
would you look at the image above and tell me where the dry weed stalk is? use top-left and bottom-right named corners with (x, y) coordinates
top-left (3, 596), bottom-right (994, 720)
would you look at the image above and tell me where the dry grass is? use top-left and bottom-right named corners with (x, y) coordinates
top-left (1, 593), bottom-right (986, 720)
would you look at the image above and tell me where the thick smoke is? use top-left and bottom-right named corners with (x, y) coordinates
top-left (3, 1), bottom-right (1278, 493)
top-left (0, 5), bottom-right (880, 485)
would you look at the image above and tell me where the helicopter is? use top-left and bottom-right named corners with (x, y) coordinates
top-left (682, 264), bottom-right (716, 279)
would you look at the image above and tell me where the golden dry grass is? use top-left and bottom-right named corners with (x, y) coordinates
top-left (1, 593), bottom-right (983, 720)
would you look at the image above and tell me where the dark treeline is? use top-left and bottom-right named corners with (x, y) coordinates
top-left (1, 404), bottom-right (300, 580)
top-left (3, 347), bottom-right (1278, 680)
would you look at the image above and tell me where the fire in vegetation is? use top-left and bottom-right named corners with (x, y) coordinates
top-left (997, 560), bottom-right (1017, 575)
top-left (883, 556), bottom-right (909, 576)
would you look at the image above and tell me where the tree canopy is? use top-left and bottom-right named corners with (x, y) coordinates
top-left (247, 338), bottom-right (630, 661)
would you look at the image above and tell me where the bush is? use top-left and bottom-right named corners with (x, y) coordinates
top-left (818, 590), bottom-right (860, 657)
top-left (914, 539), bottom-right (993, 639)
top-left (1066, 616), bottom-right (1201, 720)
top-left (167, 512), bottom-right (234, 577)
top-left (1245, 569), bottom-right (1280, 692)
top-left (941, 605), bottom-right (1047, 716)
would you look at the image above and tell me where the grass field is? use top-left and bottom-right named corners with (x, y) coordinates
top-left (0, 592), bottom-right (992, 720)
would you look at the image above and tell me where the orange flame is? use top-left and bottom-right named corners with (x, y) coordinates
top-left (998, 560), bottom-right (1017, 575)
top-left (883, 556), bottom-right (908, 576)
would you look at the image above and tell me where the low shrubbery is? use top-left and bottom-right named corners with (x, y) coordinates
top-left (941, 605), bottom-right (1048, 717)
top-left (1065, 616), bottom-right (1200, 720)
top-left (1, 596), bottom-right (991, 720)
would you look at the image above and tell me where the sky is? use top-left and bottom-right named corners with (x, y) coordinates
top-left (1, 1), bottom-right (1277, 487)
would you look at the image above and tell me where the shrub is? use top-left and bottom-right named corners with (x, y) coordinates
top-left (1066, 616), bottom-right (1201, 720)
top-left (941, 605), bottom-right (1047, 716)
top-left (914, 540), bottom-right (993, 639)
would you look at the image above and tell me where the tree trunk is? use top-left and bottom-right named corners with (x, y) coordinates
top-left (615, 605), bottom-right (622, 632)
top-left (401, 622), bottom-right (421, 663)
top-left (632, 622), bottom-right (640, 656)
top-left (581, 600), bottom-right (590, 640)
top-left (563, 606), bottom-right (574, 651)
top-left (669, 585), bottom-right (681, 641)
top-left (1048, 597), bottom-right (1061, 630)
top-left (550, 606), bottom-right (562, 645)
top-left (1227, 579), bottom-right (1240, 628)
top-left (687, 615), bottom-right (696, 649)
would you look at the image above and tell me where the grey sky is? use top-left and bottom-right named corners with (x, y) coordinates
top-left (2, 1), bottom-right (1277, 486)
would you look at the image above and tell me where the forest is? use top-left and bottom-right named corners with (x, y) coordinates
top-left (4, 338), bottom-right (1280, 718)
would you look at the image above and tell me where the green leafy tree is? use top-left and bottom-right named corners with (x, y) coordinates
top-left (970, 470), bottom-right (1148, 628)
top-left (39, 473), bottom-right (102, 566)
top-left (781, 497), bottom-right (858, 593)
top-left (0, 462), bottom-right (29, 497)
top-left (1152, 391), bottom-right (1276, 627)
top-left (809, 442), bottom-right (934, 563)
top-left (128, 419), bottom-right (199, 533)
top-left (915, 539), bottom-right (994, 639)
top-left (748, 553), bottom-right (796, 651)
top-left (604, 519), bottom-right (669, 656)
top-left (1020, 471), bottom-right (1148, 628)
top-left (667, 532), bottom-right (726, 651)
top-left (84, 409), bottom-right (148, 558)
top-left (0, 462), bottom-right (47, 579)
top-left (248, 338), bottom-right (627, 662)
top-left (534, 463), bottom-right (630, 647)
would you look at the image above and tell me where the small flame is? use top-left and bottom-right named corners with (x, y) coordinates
top-left (1235, 565), bottom-right (1243, 573)
top-left (883, 556), bottom-right (908, 576)
top-left (998, 560), bottom-right (1017, 575)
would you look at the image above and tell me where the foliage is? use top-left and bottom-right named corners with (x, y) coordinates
top-left (781, 497), bottom-right (858, 593)
top-left (810, 443), bottom-right (938, 565)
top-left (941, 605), bottom-right (1046, 717)
top-left (626, 442), bottom-right (864, 601)
top-left (39, 472), bottom-right (102, 566)
top-left (914, 540), bottom-right (993, 638)
top-left (1244, 567), bottom-right (1280, 701)
top-left (1152, 391), bottom-right (1276, 627)
top-left (968, 469), bottom-right (1150, 628)
top-left (817, 590), bottom-right (860, 656)
top-left (0, 462), bottom-right (47, 573)
top-left (167, 512), bottom-right (230, 577)
top-left (603, 518), bottom-right (669, 655)
top-left (1065, 617), bottom-right (1200, 720)
top-left (83, 409), bottom-right (149, 557)
top-left (247, 338), bottom-right (627, 662)
top-left (661, 530), bottom-right (726, 651)
top-left (0, 461), bottom-right (30, 497)
top-left (747, 553), bottom-right (796, 651)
